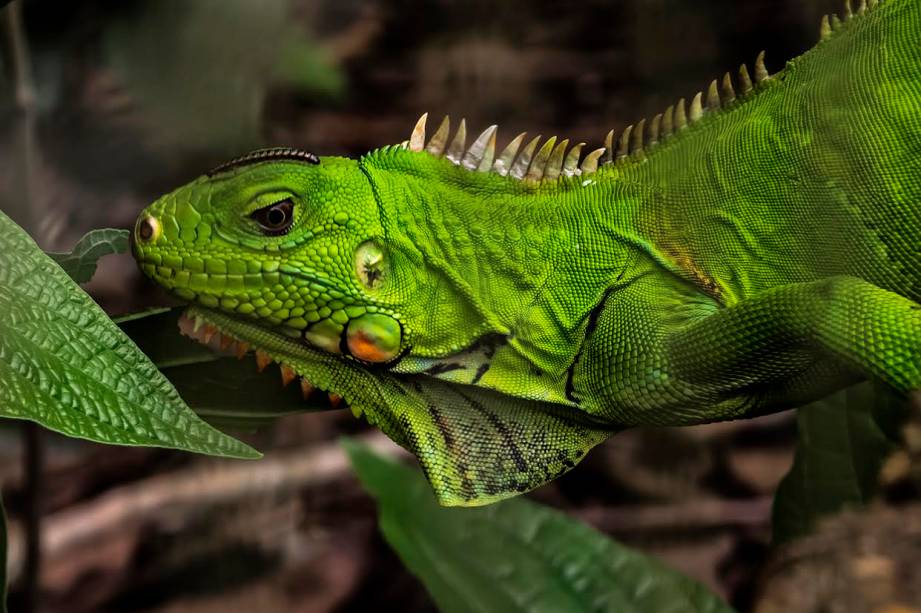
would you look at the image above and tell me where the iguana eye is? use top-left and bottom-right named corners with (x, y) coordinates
top-left (251, 198), bottom-right (295, 235)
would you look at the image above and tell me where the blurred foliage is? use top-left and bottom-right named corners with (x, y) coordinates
top-left (346, 439), bottom-right (735, 613)
top-left (772, 382), bottom-right (900, 543)
top-left (0, 213), bottom-right (257, 458)
top-left (103, 0), bottom-right (343, 155)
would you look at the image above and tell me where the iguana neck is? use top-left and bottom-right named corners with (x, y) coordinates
top-left (359, 152), bottom-right (696, 370)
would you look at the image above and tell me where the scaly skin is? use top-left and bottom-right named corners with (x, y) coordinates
top-left (133, 0), bottom-right (921, 505)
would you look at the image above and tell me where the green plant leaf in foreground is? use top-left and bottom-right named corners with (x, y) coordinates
top-left (345, 439), bottom-right (734, 613)
top-left (772, 382), bottom-right (899, 544)
top-left (47, 228), bottom-right (130, 284)
top-left (0, 210), bottom-right (258, 459)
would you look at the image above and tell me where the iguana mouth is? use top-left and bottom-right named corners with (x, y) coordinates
top-left (177, 308), bottom-right (347, 412)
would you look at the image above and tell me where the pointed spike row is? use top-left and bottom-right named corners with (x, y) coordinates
top-left (462, 124), bottom-right (497, 171)
top-left (445, 118), bottom-right (467, 164)
top-left (868, 0), bottom-right (877, 8)
top-left (409, 113), bottom-right (427, 152)
top-left (426, 116), bottom-right (451, 155)
top-left (235, 341), bottom-right (250, 360)
top-left (820, 15), bottom-right (832, 40)
top-left (831, 13), bottom-right (843, 29)
top-left (754, 51), bottom-right (769, 83)
top-left (300, 378), bottom-right (315, 400)
top-left (844, 0), bottom-right (853, 18)
top-left (526, 136), bottom-right (558, 182)
top-left (616, 125), bottom-right (632, 160)
top-left (721, 73), bottom-right (736, 104)
top-left (255, 350), bottom-right (272, 373)
top-left (675, 98), bottom-right (688, 130)
top-left (707, 80), bottom-right (720, 111)
top-left (739, 64), bottom-right (753, 95)
top-left (509, 135), bottom-right (541, 180)
top-left (689, 92), bottom-right (704, 122)
top-left (280, 364), bottom-right (297, 387)
top-left (603, 129), bottom-right (615, 165)
top-left (858, 0), bottom-right (867, 13)
top-left (649, 114), bottom-right (662, 145)
top-left (493, 132), bottom-right (526, 176)
top-left (544, 139), bottom-right (569, 181)
top-left (663, 105), bottom-right (675, 138)
top-left (580, 148), bottom-right (605, 175)
top-left (630, 119), bottom-right (645, 156)
top-left (562, 143), bottom-right (585, 176)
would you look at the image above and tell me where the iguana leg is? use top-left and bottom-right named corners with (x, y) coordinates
top-left (579, 275), bottom-right (921, 426)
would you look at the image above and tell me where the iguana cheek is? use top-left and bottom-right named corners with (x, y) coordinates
top-left (346, 313), bottom-right (402, 363)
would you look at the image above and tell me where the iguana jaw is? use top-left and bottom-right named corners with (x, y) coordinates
top-left (178, 305), bottom-right (366, 415)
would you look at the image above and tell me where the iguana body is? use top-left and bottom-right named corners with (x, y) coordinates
top-left (133, 0), bottom-right (921, 505)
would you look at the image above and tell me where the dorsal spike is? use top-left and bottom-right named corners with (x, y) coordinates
top-left (675, 98), bottom-right (688, 130)
top-left (544, 139), bottom-right (569, 181)
top-left (844, 0), bottom-right (853, 18)
top-left (831, 13), bottom-right (843, 29)
top-left (706, 80), bottom-right (720, 111)
top-left (462, 124), bottom-right (497, 171)
top-left (426, 116), bottom-right (451, 155)
top-left (616, 125), bottom-right (632, 161)
top-left (445, 119), bottom-right (467, 164)
top-left (493, 132), bottom-right (527, 176)
top-left (631, 119), bottom-right (645, 156)
top-left (409, 113), bottom-right (427, 152)
top-left (477, 128), bottom-right (498, 172)
top-left (603, 129), bottom-right (615, 165)
top-left (562, 143), bottom-right (585, 176)
top-left (525, 136), bottom-right (557, 182)
top-left (868, 0), bottom-right (877, 8)
top-left (858, 0), bottom-right (867, 14)
top-left (721, 73), bottom-right (736, 104)
top-left (689, 92), bottom-right (704, 122)
top-left (580, 148), bottom-right (605, 175)
top-left (739, 64), bottom-right (753, 95)
top-left (662, 105), bottom-right (675, 137)
top-left (509, 135), bottom-right (542, 180)
top-left (649, 113), bottom-right (662, 145)
top-left (754, 51), bottom-right (770, 83)
top-left (820, 15), bottom-right (832, 40)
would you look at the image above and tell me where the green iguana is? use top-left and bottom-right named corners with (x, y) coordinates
top-left (131, 0), bottom-right (921, 505)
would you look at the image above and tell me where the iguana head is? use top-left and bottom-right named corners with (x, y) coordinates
top-left (133, 121), bottom-right (615, 506)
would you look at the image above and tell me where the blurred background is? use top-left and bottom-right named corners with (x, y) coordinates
top-left (0, 0), bottom-right (840, 610)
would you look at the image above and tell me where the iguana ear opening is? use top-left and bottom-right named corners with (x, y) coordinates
top-left (361, 376), bottom-right (617, 506)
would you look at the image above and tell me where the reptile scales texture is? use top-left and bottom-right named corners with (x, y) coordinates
top-left (132, 0), bottom-right (921, 505)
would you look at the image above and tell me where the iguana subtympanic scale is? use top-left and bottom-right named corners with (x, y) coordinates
top-left (132, 0), bottom-right (921, 505)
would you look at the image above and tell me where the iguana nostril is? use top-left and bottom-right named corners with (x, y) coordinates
top-left (136, 216), bottom-right (160, 243)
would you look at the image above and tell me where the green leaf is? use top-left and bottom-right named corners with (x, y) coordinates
top-left (47, 228), bottom-right (130, 284)
top-left (345, 439), bottom-right (735, 613)
top-left (772, 382), bottom-right (899, 544)
top-left (0, 209), bottom-right (259, 459)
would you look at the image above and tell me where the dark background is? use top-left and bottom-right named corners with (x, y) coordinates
top-left (0, 1), bottom-right (841, 610)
